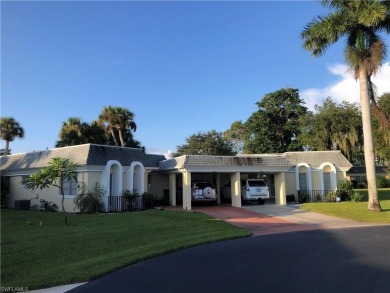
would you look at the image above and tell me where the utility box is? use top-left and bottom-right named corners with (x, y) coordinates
top-left (14, 200), bottom-right (31, 210)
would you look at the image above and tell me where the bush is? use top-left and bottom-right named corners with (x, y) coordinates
top-left (350, 191), bottom-right (363, 202)
top-left (123, 189), bottom-right (140, 211)
top-left (74, 183), bottom-right (105, 213)
top-left (376, 176), bottom-right (389, 188)
top-left (325, 191), bottom-right (337, 202)
top-left (286, 194), bottom-right (296, 202)
top-left (336, 180), bottom-right (353, 201)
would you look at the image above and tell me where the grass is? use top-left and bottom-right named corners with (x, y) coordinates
top-left (300, 188), bottom-right (390, 223)
top-left (1, 209), bottom-right (250, 290)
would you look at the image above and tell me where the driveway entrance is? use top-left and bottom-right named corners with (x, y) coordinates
top-left (190, 204), bottom-right (384, 236)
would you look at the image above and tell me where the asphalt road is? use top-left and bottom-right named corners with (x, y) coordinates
top-left (67, 226), bottom-right (390, 293)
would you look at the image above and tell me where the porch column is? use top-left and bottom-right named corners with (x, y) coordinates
top-left (231, 172), bottom-right (241, 208)
top-left (144, 172), bottom-right (149, 193)
top-left (182, 171), bottom-right (192, 210)
top-left (275, 172), bottom-right (287, 206)
top-left (216, 173), bottom-right (221, 204)
top-left (169, 173), bottom-right (176, 206)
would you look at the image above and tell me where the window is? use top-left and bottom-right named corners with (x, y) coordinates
top-left (299, 173), bottom-right (307, 190)
top-left (323, 173), bottom-right (331, 190)
top-left (62, 178), bottom-right (77, 196)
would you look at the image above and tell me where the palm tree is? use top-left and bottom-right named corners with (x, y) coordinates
top-left (56, 117), bottom-right (85, 147)
top-left (112, 107), bottom-right (137, 147)
top-left (0, 117), bottom-right (25, 155)
top-left (98, 106), bottom-right (137, 147)
top-left (301, 0), bottom-right (390, 212)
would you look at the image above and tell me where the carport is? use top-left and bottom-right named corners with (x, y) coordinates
top-left (159, 155), bottom-right (293, 210)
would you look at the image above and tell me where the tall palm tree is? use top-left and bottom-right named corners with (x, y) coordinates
top-left (98, 106), bottom-right (137, 147)
top-left (98, 106), bottom-right (120, 146)
top-left (302, 0), bottom-right (390, 212)
top-left (112, 107), bottom-right (137, 147)
top-left (56, 117), bottom-right (85, 147)
top-left (0, 117), bottom-right (25, 155)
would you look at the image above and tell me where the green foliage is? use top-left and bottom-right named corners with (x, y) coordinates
top-left (40, 200), bottom-right (58, 212)
top-left (325, 191), bottom-right (337, 202)
top-left (373, 92), bottom-right (390, 165)
top-left (298, 98), bottom-right (363, 164)
top-left (376, 176), bottom-right (389, 188)
top-left (336, 180), bottom-right (354, 201)
top-left (1, 209), bottom-right (249, 289)
top-left (224, 120), bottom-right (249, 154)
top-left (98, 106), bottom-right (139, 147)
top-left (22, 157), bottom-right (78, 224)
top-left (350, 192), bottom-right (363, 202)
top-left (174, 130), bottom-right (235, 156)
top-left (286, 194), bottom-right (296, 202)
top-left (56, 110), bottom-right (143, 149)
top-left (74, 183), bottom-right (106, 213)
top-left (244, 88), bottom-right (308, 153)
top-left (0, 116), bottom-right (25, 155)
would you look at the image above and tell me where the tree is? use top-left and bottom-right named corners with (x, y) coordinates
top-left (173, 130), bottom-right (236, 157)
top-left (23, 157), bottom-right (78, 224)
top-left (224, 120), bottom-right (249, 154)
top-left (98, 106), bottom-right (137, 147)
top-left (244, 88), bottom-right (308, 154)
top-left (373, 92), bottom-right (390, 164)
top-left (0, 117), bottom-right (25, 155)
top-left (56, 118), bottom-right (107, 147)
top-left (298, 98), bottom-right (364, 164)
top-left (301, 0), bottom-right (389, 212)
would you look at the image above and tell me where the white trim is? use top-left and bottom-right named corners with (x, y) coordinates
top-left (101, 160), bottom-right (123, 211)
top-left (295, 163), bottom-right (312, 191)
top-left (319, 162), bottom-right (337, 191)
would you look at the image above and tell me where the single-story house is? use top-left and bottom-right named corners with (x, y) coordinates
top-left (0, 144), bottom-right (353, 211)
top-left (346, 166), bottom-right (388, 188)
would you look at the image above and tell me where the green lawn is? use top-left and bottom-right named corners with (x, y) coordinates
top-left (1, 209), bottom-right (250, 290)
top-left (300, 188), bottom-right (390, 223)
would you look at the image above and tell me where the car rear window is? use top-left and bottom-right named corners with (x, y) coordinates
top-left (248, 180), bottom-right (266, 187)
top-left (195, 182), bottom-right (213, 189)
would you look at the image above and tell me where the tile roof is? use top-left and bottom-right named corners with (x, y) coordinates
top-left (159, 151), bottom-right (353, 171)
top-left (283, 151), bottom-right (353, 169)
top-left (0, 144), bottom-right (163, 171)
top-left (159, 154), bottom-right (293, 170)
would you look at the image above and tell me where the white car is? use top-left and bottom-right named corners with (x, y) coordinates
top-left (221, 179), bottom-right (269, 204)
top-left (191, 181), bottom-right (217, 202)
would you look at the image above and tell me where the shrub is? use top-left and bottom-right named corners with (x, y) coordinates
top-left (325, 191), bottom-right (337, 202)
top-left (286, 194), bottom-right (296, 202)
top-left (74, 183), bottom-right (105, 213)
top-left (123, 189), bottom-right (139, 211)
top-left (376, 176), bottom-right (389, 188)
top-left (315, 193), bottom-right (323, 202)
top-left (350, 191), bottom-right (363, 202)
top-left (41, 200), bottom-right (58, 212)
top-left (336, 180), bottom-right (353, 201)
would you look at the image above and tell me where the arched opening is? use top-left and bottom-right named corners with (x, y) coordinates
top-left (295, 163), bottom-right (312, 191)
top-left (319, 162), bottom-right (337, 192)
top-left (101, 160), bottom-right (123, 212)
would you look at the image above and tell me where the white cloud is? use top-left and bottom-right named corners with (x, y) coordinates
top-left (145, 147), bottom-right (172, 159)
top-left (301, 62), bottom-right (390, 111)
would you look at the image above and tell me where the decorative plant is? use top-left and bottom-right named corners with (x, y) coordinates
top-left (123, 189), bottom-right (139, 211)
top-left (325, 191), bottom-right (337, 202)
top-left (23, 157), bottom-right (78, 225)
top-left (335, 180), bottom-right (353, 201)
top-left (74, 183), bottom-right (105, 213)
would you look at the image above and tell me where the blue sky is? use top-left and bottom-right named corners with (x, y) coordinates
top-left (2, 1), bottom-right (390, 157)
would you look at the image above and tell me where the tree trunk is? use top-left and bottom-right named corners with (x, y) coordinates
top-left (5, 140), bottom-right (10, 155)
top-left (60, 177), bottom-right (68, 224)
top-left (359, 67), bottom-right (381, 212)
top-left (118, 128), bottom-right (125, 147)
top-left (110, 128), bottom-right (119, 146)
